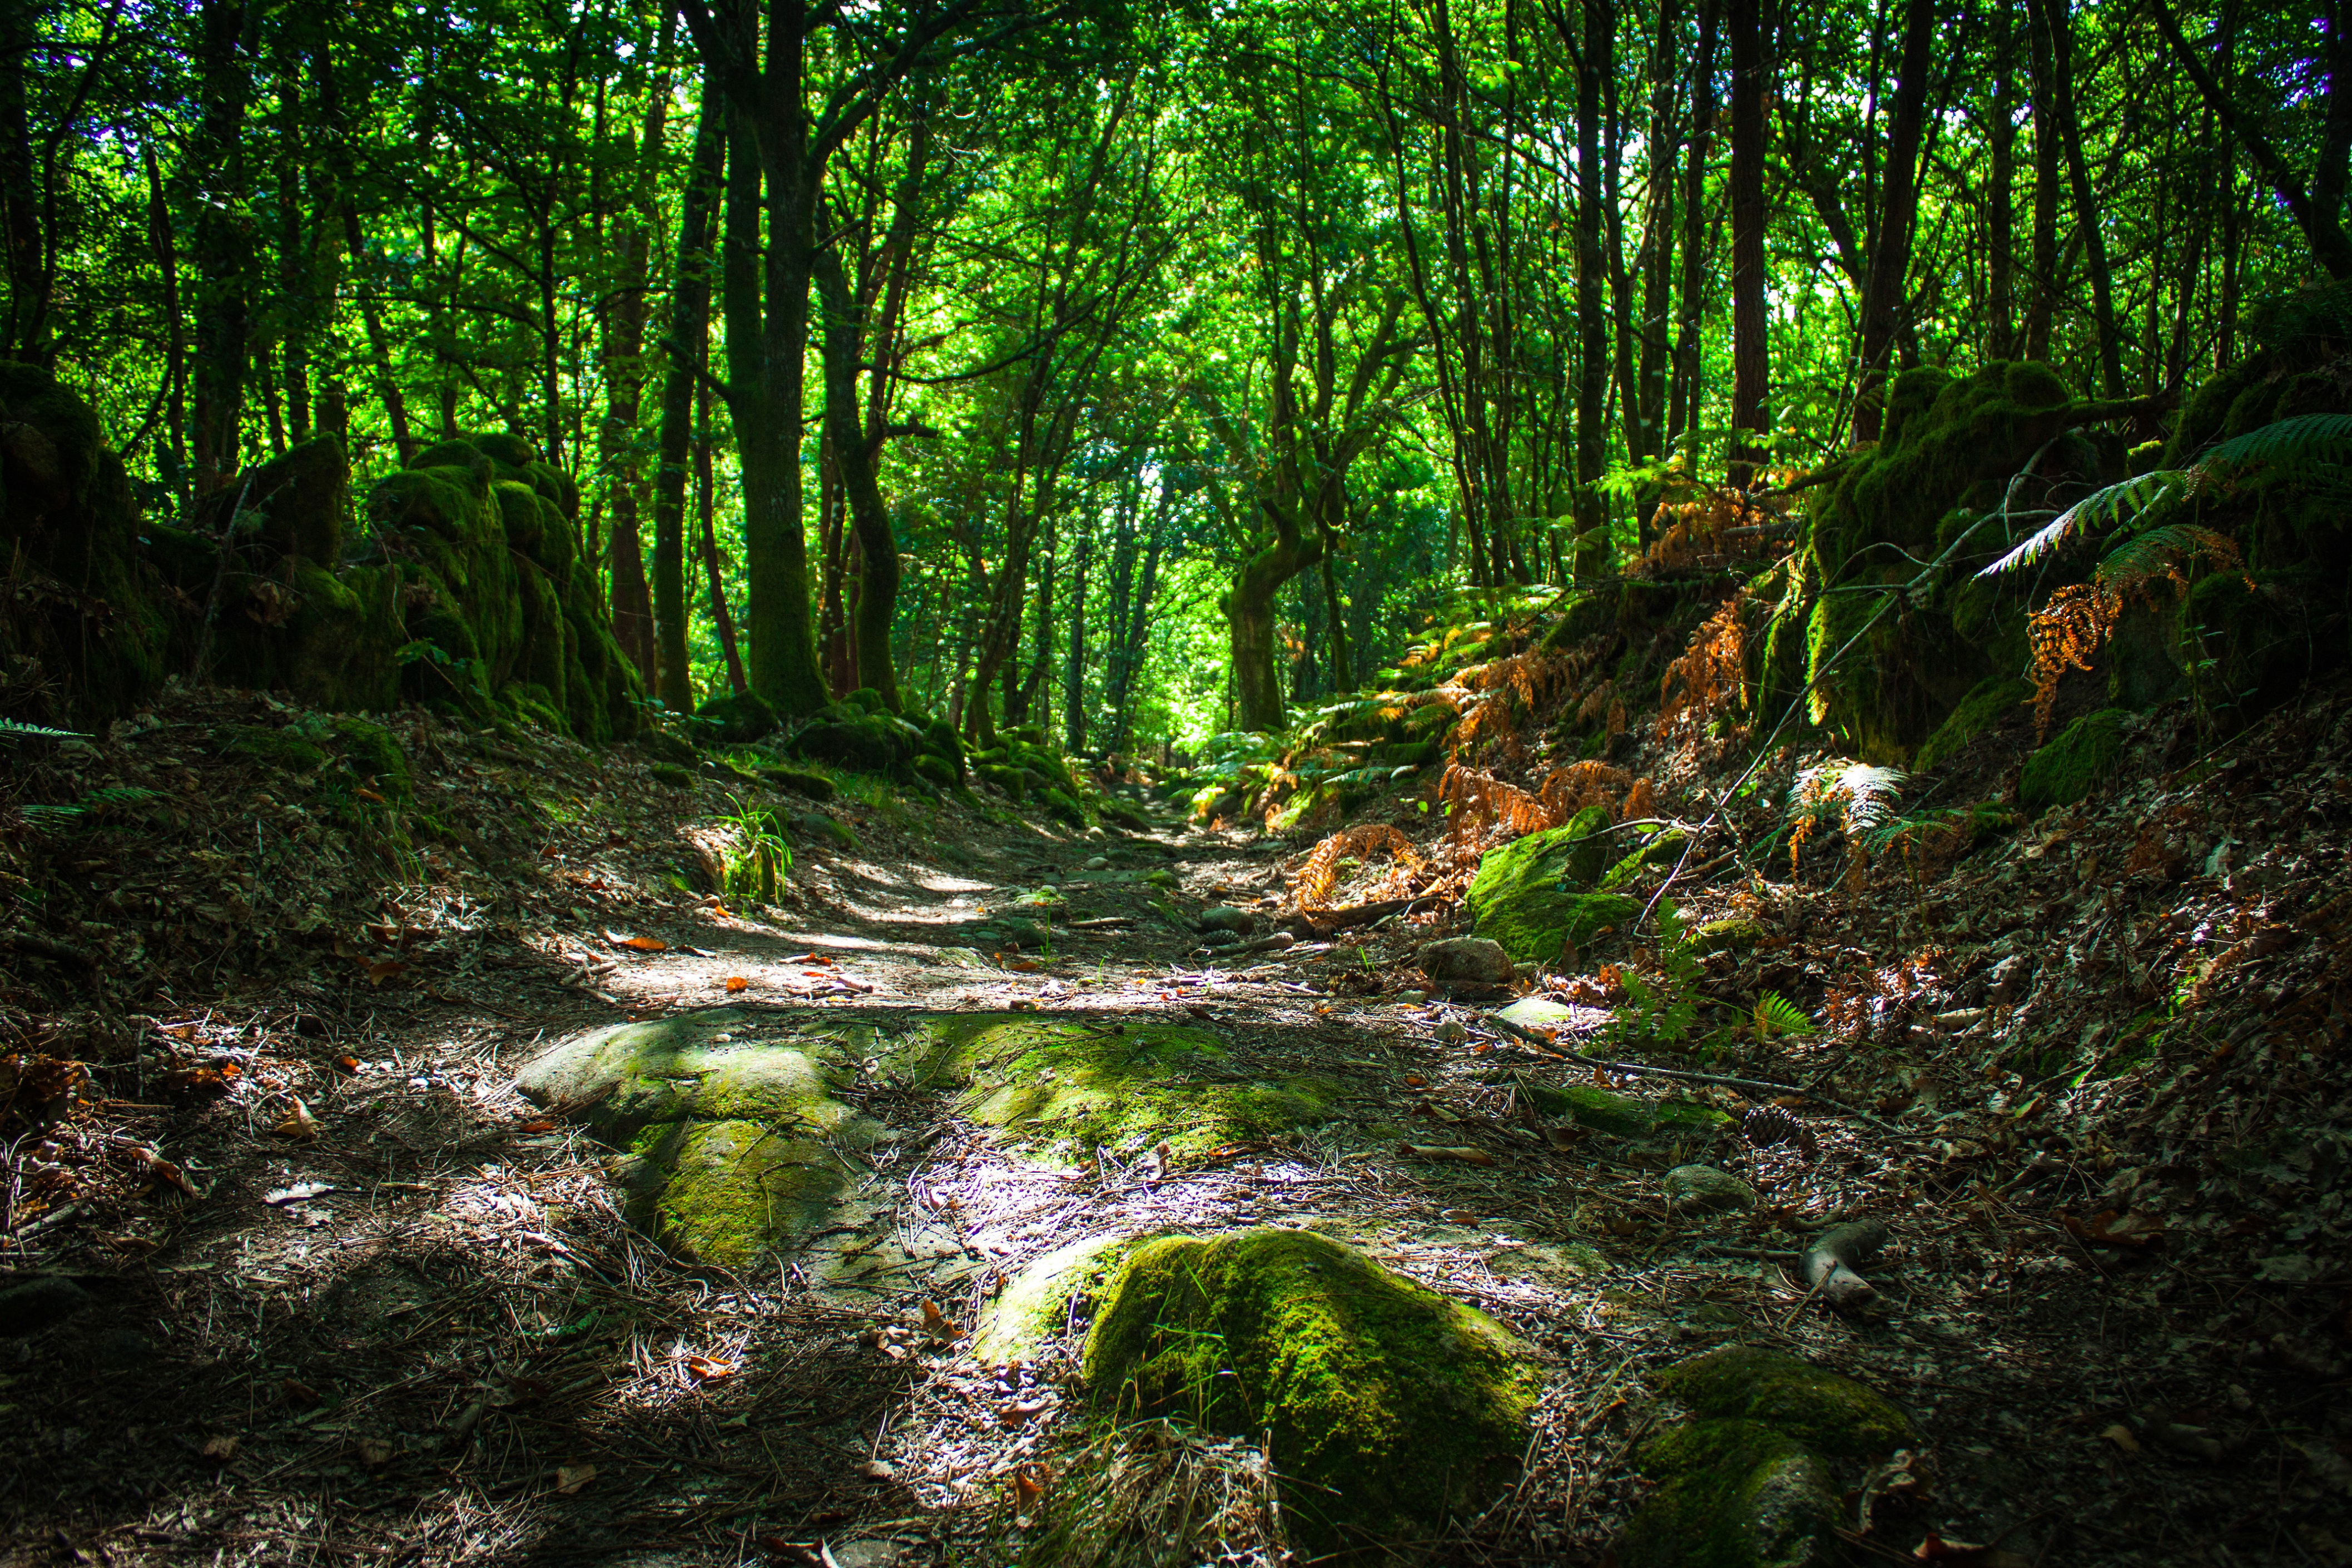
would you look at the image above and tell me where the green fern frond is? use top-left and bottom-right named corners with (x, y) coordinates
top-left (1978, 472), bottom-right (2181, 578)
top-left (0, 717), bottom-right (86, 742)
top-left (1831, 762), bottom-right (1906, 832)
top-left (80, 786), bottom-right (164, 810)
top-left (2199, 412), bottom-right (2352, 473)
top-left (1753, 991), bottom-right (1813, 1038)
top-left (2095, 523), bottom-right (2244, 596)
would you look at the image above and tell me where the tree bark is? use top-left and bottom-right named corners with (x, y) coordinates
top-left (2023, 0), bottom-right (2060, 360)
top-left (651, 81), bottom-right (724, 714)
top-left (697, 375), bottom-right (747, 696)
top-left (190, 0), bottom-right (259, 498)
top-left (1669, 0), bottom-right (1719, 456)
top-left (1987, 11), bottom-right (2017, 360)
top-left (1571, 0), bottom-right (1612, 577)
top-left (1850, 0), bottom-right (1936, 444)
top-left (1726, 0), bottom-right (1771, 487)
top-left (2032, 0), bottom-right (2124, 396)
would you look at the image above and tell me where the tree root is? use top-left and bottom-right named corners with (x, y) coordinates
top-left (1801, 1219), bottom-right (1891, 1313)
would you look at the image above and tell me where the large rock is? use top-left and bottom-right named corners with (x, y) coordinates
top-left (904, 1015), bottom-right (1346, 1162)
top-left (970, 1232), bottom-right (1139, 1366)
top-left (515, 1010), bottom-right (884, 1268)
top-left (1522, 1081), bottom-right (1730, 1139)
top-left (1466, 822), bottom-right (1648, 966)
top-left (2019, 707), bottom-right (2130, 812)
top-left (1083, 1228), bottom-right (1534, 1560)
top-left (1421, 936), bottom-right (1515, 988)
top-left (1621, 1347), bottom-right (1915, 1568)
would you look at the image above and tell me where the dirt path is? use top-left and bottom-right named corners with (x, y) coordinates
top-left (1, 768), bottom-right (2315, 1567)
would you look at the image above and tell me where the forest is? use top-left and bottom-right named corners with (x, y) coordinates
top-left (2, 0), bottom-right (2349, 1565)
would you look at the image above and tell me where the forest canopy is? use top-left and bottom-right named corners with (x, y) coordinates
top-left (0, 0), bottom-right (2336, 749)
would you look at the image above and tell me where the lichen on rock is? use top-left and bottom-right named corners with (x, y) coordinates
top-left (1081, 1227), bottom-right (1534, 1560)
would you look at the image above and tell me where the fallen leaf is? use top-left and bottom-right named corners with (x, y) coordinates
top-left (1400, 1144), bottom-right (1497, 1166)
top-left (553, 1463), bottom-right (596, 1494)
top-left (682, 1354), bottom-right (736, 1382)
top-left (1440, 1208), bottom-right (1480, 1223)
top-left (2063, 1209), bottom-right (2165, 1249)
top-left (1012, 1464), bottom-right (1046, 1507)
top-left (858, 1458), bottom-right (896, 1480)
top-left (516, 1118), bottom-right (558, 1134)
top-left (128, 1144), bottom-right (201, 1198)
top-left (353, 787), bottom-right (386, 803)
top-left (199, 1435), bottom-right (239, 1461)
top-left (998, 1396), bottom-right (1051, 1426)
top-left (262, 1182), bottom-right (335, 1206)
top-left (920, 1300), bottom-right (961, 1341)
top-left (725, 976), bottom-right (750, 993)
top-left (1402, 1073), bottom-right (1428, 1087)
top-left (2099, 1422), bottom-right (2141, 1455)
top-left (275, 1096), bottom-right (320, 1140)
top-left (1005, 959), bottom-right (1043, 973)
top-left (365, 958), bottom-right (409, 986)
top-left (282, 1378), bottom-right (322, 1408)
top-left (333, 1055), bottom-right (361, 1074)
top-left (355, 1436), bottom-right (393, 1466)
top-left (612, 934), bottom-right (668, 952)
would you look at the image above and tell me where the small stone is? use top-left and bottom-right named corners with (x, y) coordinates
top-left (1198, 906), bottom-right (1258, 935)
top-left (1434, 1020), bottom-right (1470, 1043)
top-left (1663, 1164), bottom-right (1759, 1212)
top-left (1397, 990), bottom-right (1428, 1004)
top-left (1420, 937), bottom-right (1515, 987)
top-left (1085, 855), bottom-right (1111, 870)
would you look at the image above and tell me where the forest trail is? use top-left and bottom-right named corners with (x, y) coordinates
top-left (11, 699), bottom-right (2320, 1568)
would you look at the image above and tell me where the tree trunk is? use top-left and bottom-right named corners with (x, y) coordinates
top-left (2033, 0), bottom-right (2123, 396)
top-left (813, 232), bottom-right (904, 713)
top-left (1572, 0), bottom-right (1612, 576)
top-left (604, 220), bottom-right (659, 685)
top-left (190, 0), bottom-right (259, 498)
top-left (697, 376), bottom-right (747, 697)
top-left (1064, 501), bottom-right (1092, 752)
top-left (1726, 0), bottom-right (1771, 487)
top-left (1224, 503), bottom-right (1323, 734)
top-left (142, 137), bottom-right (188, 503)
top-left (1850, 0), bottom-right (1936, 444)
top-left (1987, 12), bottom-right (2017, 360)
top-left (1669, 0), bottom-right (1719, 455)
top-left (651, 81), bottom-right (723, 714)
top-left (2023, 0), bottom-right (2061, 360)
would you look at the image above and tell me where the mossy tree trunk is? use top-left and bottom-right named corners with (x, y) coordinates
top-left (1726, 0), bottom-right (1770, 488)
top-left (652, 80), bottom-right (725, 716)
top-left (190, 0), bottom-right (260, 498)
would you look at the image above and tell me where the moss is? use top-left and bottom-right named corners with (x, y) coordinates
top-left (758, 764), bottom-right (837, 802)
top-left (1466, 826), bottom-right (1648, 965)
top-left (1521, 1080), bottom-right (1730, 1137)
top-left (982, 763), bottom-right (1029, 801)
top-left (636, 726), bottom-right (697, 767)
top-left (1914, 676), bottom-right (2032, 772)
top-left (911, 753), bottom-right (959, 790)
top-left (697, 690), bottom-right (778, 745)
top-left (1041, 786), bottom-right (1090, 826)
top-left (329, 716), bottom-right (411, 799)
top-left (900, 1016), bottom-right (1341, 1160)
top-left (1620, 1418), bottom-right (1836, 1568)
top-left (220, 726), bottom-right (329, 773)
top-left (1655, 1346), bottom-right (1913, 1457)
top-left (1601, 825), bottom-right (1688, 890)
top-left (2018, 707), bottom-right (2130, 813)
top-left (1083, 1228), bottom-right (1534, 1561)
top-left (972, 1232), bottom-right (1143, 1364)
top-left (649, 762), bottom-right (693, 787)
top-left (1689, 918), bottom-right (1765, 955)
top-left (2178, 569), bottom-right (2325, 719)
top-left (515, 1012), bottom-right (886, 1269)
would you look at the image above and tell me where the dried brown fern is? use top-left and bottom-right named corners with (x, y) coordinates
top-left (1296, 824), bottom-right (1423, 911)
top-left (1437, 763), bottom-right (1555, 843)
top-left (2025, 582), bottom-right (2118, 742)
top-left (1657, 597), bottom-right (1748, 742)
top-left (1620, 776), bottom-right (1658, 822)
top-left (1536, 761), bottom-right (1632, 821)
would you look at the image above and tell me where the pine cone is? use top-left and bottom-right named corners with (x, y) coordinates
top-left (1741, 1104), bottom-right (1819, 1158)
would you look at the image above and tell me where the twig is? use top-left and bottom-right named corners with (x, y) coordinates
top-left (1483, 1010), bottom-right (1901, 1132)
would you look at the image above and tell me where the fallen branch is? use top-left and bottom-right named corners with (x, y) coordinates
top-left (1287, 894), bottom-right (1437, 935)
top-left (1801, 1218), bottom-right (1891, 1313)
top-left (1482, 1010), bottom-right (1900, 1133)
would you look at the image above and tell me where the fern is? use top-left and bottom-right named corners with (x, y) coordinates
top-left (1979, 473), bottom-right (2178, 578)
top-left (0, 717), bottom-right (85, 742)
top-left (1752, 991), bottom-right (1813, 1039)
top-left (2200, 411), bottom-right (2352, 471)
top-left (2096, 523), bottom-right (2244, 596)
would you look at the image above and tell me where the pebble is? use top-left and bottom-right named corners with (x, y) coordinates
top-left (1085, 856), bottom-right (1110, 870)
top-left (1419, 936), bottom-right (1516, 986)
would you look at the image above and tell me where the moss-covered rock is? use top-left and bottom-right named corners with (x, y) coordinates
top-left (1084, 1228), bottom-right (1534, 1560)
top-left (515, 1011), bottom-right (884, 1269)
top-left (1689, 918), bottom-right (1765, 955)
top-left (1601, 825), bottom-right (1688, 889)
top-left (757, 763), bottom-right (837, 802)
top-left (648, 762), bottom-right (693, 788)
top-left (2018, 707), bottom-right (2130, 812)
top-left (896, 1015), bottom-right (1343, 1160)
top-left (1620, 1418), bottom-right (1837, 1568)
top-left (1914, 675), bottom-right (2032, 772)
top-left (1520, 1079), bottom-right (1730, 1137)
top-left (220, 725), bottom-right (329, 773)
top-left (971, 1232), bottom-right (1142, 1366)
top-left (1467, 826), bottom-right (1647, 965)
top-left (1655, 1346), bottom-right (1914, 1457)
top-left (329, 716), bottom-right (411, 800)
top-left (697, 689), bottom-right (777, 745)
top-left (1621, 1348), bottom-right (1913, 1567)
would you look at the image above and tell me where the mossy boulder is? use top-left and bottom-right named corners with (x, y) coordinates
top-left (1466, 825), bottom-right (1647, 965)
top-left (515, 1011), bottom-right (884, 1269)
top-left (1083, 1228), bottom-right (1535, 1561)
top-left (895, 1015), bottom-right (1344, 1161)
top-left (1622, 1347), bottom-right (1913, 1568)
top-left (787, 707), bottom-right (923, 777)
top-left (1656, 1346), bottom-right (1914, 1457)
top-left (329, 716), bottom-right (411, 800)
top-left (1689, 918), bottom-right (1765, 955)
top-left (1601, 825), bottom-right (1688, 889)
top-left (757, 764), bottom-right (837, 802)
top-left (2019, 707), bottom-right (2130, 812)
top-left (971, 1232), bottom-right (1143, 1366)
top-left (1620, 1418), bottom-right (1838, 1568)
top-left (1914, 676), bottom-right (2032, 772)
top-left (697, 689), bottom-right (777, 745)
top-left (220, 725), bottom-right (329, 773)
